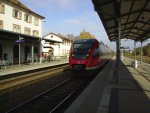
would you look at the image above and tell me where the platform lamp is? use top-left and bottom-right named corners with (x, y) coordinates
top-left (40, 19), bottom-right (46, 64)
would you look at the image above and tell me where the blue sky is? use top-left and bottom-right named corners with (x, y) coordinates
top-left (20, 0), bottom-right (150, 51)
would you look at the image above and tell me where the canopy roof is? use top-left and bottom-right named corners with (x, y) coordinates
top-left (92, 0), bottom-right (150, 42)
top-left (0, 29), bottom-right (41, 43)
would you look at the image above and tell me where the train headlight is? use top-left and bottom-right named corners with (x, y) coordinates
top-left (72, 54), bottom-right (74, 56)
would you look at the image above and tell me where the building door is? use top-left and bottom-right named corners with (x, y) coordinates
top-left (49, 47), bottom-right (54, 60)
top-left (25, 46), bottom-right (30, 63)
top-left (34, 46), bottom-right (38, 54)
top-left (13, 45), bottom-right (19, 64)
top-left (34, 46), bottom-right (39, 57)
top-left (34, 46), bottom-right (39, 62)
top-left (0, 45), bottom-right (2, 60)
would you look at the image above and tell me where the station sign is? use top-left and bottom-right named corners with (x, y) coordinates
top-left (15, 40), bottom-right (25, 43)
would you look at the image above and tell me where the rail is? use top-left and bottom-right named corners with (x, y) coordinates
top-left (5, 78), bottom-right (71, 113)
top-left (0, 56), bottom-right (68, 70)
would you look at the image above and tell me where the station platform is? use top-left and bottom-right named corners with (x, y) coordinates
top-left (65, 58), bottom-right (150, 113)
top-left (0, 59), bottom-right (68, 77)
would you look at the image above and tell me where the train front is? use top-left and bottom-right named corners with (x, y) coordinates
top-left (69, 39), bottom-right (95, 71)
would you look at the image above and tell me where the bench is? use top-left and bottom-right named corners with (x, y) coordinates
top-left (0, 60), bottom-right (7, 69)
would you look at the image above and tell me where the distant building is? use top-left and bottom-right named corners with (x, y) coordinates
top-left (0, 0), bottom-right (45, 64)
top-left (42, 33), bottom-right (72, 60)
top-left (129, 50), bottom-right (133, 54)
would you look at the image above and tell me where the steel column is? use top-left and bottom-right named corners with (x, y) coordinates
top-left (134, 41), bottom-right (136, 60)
top-left (40, 20), bottom-right (45, 64)
top-left (140, 41), bottom-right (143, 64)
top-left (116, 19), bottom-right (121, 83)
top-left (31, 44), bottom-right (34, 64)
top-left (19, 38), bottom-right (20, 67)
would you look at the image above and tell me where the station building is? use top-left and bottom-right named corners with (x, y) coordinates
top-left (42, 33), bottom-right (72, 60)
top-left (0, 0), bottom-right (45, 64)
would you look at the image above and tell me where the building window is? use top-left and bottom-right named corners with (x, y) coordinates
top-left (13, 24), bottom-right (21, 33)
top-left (63, 40), bottom-right (66, 45)
top-left (68, 41), bottom-right (70, 46)
top-left (66, 41), bottom-right (67, 46)
top-left (0, 20), bottom-right (3, 29)
top-left (33, 30), bottom-right (39, 36)
top-left (34, 17), bottom-right (39, 26)
top-left (24, 14), bottom-right (32, 23)
top-left (67, 41), bottom-right (69, 46)
top-left (0, 2), bottom-right (5, 14)
top-left (24, 27), bottom-right (31, 35)
top-left (13, 9), bottom-right (22, 19)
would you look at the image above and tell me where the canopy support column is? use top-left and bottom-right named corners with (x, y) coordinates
top-left (140, 41), bottom-right (143, 65)
top-left (134, 41), bottom-right (136, 60)
top-left (40, 41), bottom-right (42, 64)
top-left (133, 40), bottom-right (138, 68)
top-left (113, 18), bottom-right (121, 83)
top-left (31, 44), bottom-right (34, 64)
top-left (19, 38), bottom-right (21, 67)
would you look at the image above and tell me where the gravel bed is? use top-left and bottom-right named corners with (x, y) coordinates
top-left (0, 70), bottom-right (71, 113)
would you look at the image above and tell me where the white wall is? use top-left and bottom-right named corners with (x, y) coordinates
top-left (44, 34), bottom-right (62, 42)
top-left (60, 40), bottom-right (71, 56)
top-left (42, 33), bottom-right (72, 57)
top-left (0, 2), bottom-right (42, 37)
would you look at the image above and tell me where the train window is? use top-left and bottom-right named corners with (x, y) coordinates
top-left (96, 44), bottom-right (99, 48)
top-left (72, 43), bottom-right (92, 54)
top-left (93, 48), bottom-right (100, 57)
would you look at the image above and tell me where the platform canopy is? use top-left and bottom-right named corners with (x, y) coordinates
top-left (92, 0), bottom-right (150, 42)
top-left (0, 29), bottom-right (41, 42)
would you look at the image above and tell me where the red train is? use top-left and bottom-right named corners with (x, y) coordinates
top-left (69, 38), bottom-right (113, 71)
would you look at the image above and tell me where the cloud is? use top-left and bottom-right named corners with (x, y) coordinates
top-left (58, 0), bottom-right (74, 8)
top-left (20, 0), bottom-right (116, 50)
top-left (20, 0), bottom-right (77, 11)
top-left (51, 12), bottom-right (107, 39)
top-left (52, 12), bottom-right (116, 51)
top-left (61, 18), bottom-right (81, 25)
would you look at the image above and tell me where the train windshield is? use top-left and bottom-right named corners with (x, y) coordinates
top-left (72, 43), bottom-right (92, 59)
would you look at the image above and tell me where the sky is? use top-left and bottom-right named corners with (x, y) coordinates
top-left (20, 0), bottom-right (150, 51)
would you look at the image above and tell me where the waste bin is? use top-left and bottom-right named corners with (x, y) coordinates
top-left (132, 60), bottom-right (138, 68)
top-left (134, 60), bottom-right (138, 68)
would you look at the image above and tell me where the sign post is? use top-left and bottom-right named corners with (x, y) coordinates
top-left (16, 36), bottom-right (24, 67)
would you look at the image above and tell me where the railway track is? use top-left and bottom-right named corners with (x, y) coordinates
top-left (0, 67), bottom-right (71, 113)
top-left (0, 63), bottom-right (105, 113)
top-left (5, 73), bottom-right (95, 113)
top-left (0, 65), bottom-right (68, 93)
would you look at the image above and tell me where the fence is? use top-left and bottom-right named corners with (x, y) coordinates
top-left (0, 55), bottom-right (69, 69)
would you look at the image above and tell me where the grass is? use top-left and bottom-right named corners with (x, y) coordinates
top-left (126, 55), bottom-right (150, 64)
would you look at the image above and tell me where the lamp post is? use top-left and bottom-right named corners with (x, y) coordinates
top-left (140, 41), bottom-right (143, 65)
top-left (40, 20), bottom-right (46, 64)
top-left (39, 40), bottom-right (43, 64)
